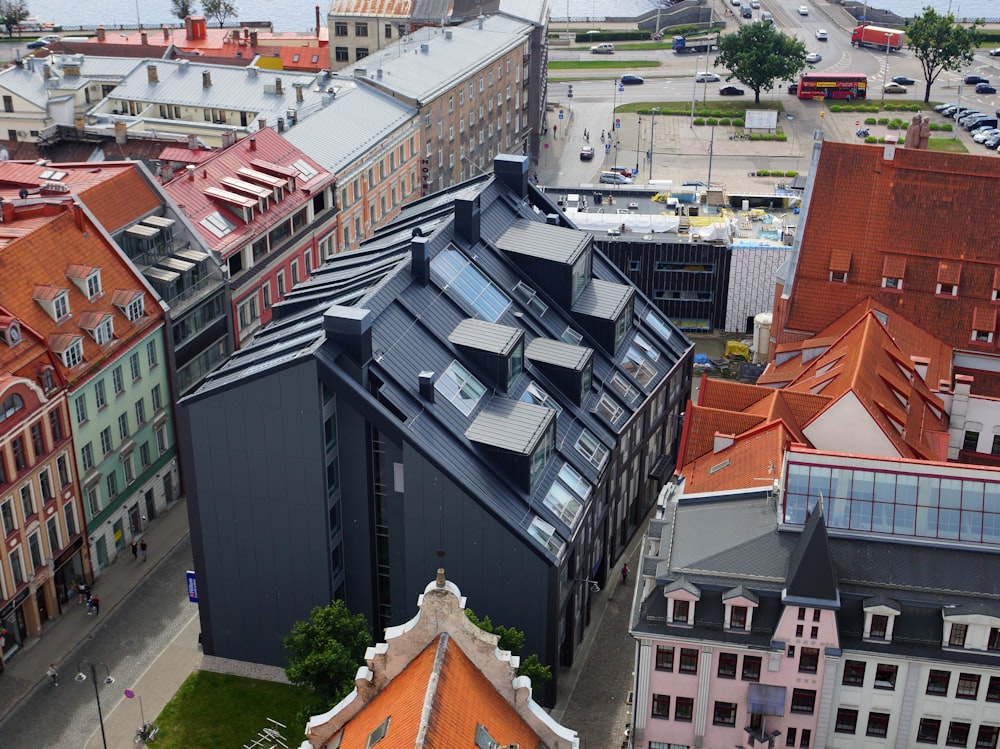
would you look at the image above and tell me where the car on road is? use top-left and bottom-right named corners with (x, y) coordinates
top-left (964, 74), bottom-right (989, 85)
top-left (892, 75), bottom-right (916, 85)
top-left (729, 0), bottom-right (741, 5)
top-left (991, 49), bottom-right (1000, 57)
top-left (620, 74), bottom-right (644, 85)
top-left (787, 83), bottom-right (799, 94)
top-left (750, 0), bottom-right (760, 7)
top-left (580, 146), bottom-right (595, 161)
top-left (976, 82), bottom-right (997, 94)
top-left (815, 29), bottom-right (828, 41)
top-left (882, 82), bottom-right (908, 94)
top-left (26, 34), bottom-right (59, 49)
top-left (719, 85), bottom-right (745, 96)
top-left (805, 52), bottom-right (822, 63)
top-left (798, 5), bottom-right (809, 14)
top-left (696, 72), bottom-right (721, 82)
top-left (599, 171), bottom-right (633, 184)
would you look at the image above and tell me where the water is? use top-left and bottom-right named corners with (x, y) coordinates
top-left (25, 0), bottom-right (999, 35)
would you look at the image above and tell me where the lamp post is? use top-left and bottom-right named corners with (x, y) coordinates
top-left (880, 32), bottom-right (891, 104)
top-left (611, 77), bottom-right (620, 169)
top-left (703, 55), bottom-right (711, 103)
top-left (690, 55), bottom-right (703, 126)
top-left (954, 81), bottom-right (963, 139)
top-left (76, 660), bottom-right (114, 749)
top-left (648, 107), bottom-right (658, 180)
top-left (635, 113), bottom-right (642, 175)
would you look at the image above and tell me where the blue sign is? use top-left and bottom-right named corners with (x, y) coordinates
top-left (615, 122), bottom-right (621, 129)
top-left (186, 570), bottom-right (198, 603)
top-left (605, 143), bottom-right (611, 151)
top-left (558, 112), bottom-right (564, 119)
top-left (619, 85), bottom-right (624, 92)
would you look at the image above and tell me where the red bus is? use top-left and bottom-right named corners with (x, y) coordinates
top-left (797, 72), bottom-right (868, 100)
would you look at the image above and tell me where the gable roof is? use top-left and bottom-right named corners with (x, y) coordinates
top-left (784, 501), bottom-right (839, 606)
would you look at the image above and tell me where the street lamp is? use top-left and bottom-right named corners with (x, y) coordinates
top-left (880, 32), bottom-right (891, 104)
top-left (635, 113), bottom-right (642, 175)
top-left (690, 55), bottom-right (704, 126)
top-left (954, 82), bottom-right (963, 139)
top-left (648, 108), bottom-right (658, 180)
top-left (576, 578), bottom-right (601, 592)
top-left (703, 55), bottom-right (711, 103)
top-left (76, 660), bottom-right (115, 749)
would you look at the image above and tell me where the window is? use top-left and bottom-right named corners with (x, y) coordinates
top-left (718, 652), bottom-right (737, 678)
top-left (867, 712), bottom-right (890, 738)
top-left (0, 500), bottom-right (13, 535)
top-left (57, 455), bottom-right (69, 487)
top-left (798, 607), bottom-right (806, 620)
top-left (118, 413), bottom-right (130, 440)
top-left (129, 352), bottom-right (140, 380)
top-left (786, 728), bottom-right (797, 747)
top-left (950, 622), bottom-right (969, 647)
top-left (655, 646), bottom-right (674, 671)
top-left (140, 442), bottom-right (151, 468)
top-left (956, 673), bottom-right (980, 699)
top-left (64, 502), bottom-right (76, 537)
top-left (61, 339), bottom-right (83, 368)
top-left (575, 429), bottom-right (609, 471)
top-left (334, 21), bottom-right (347, 36)
top-left (796, 624), bottom-right (803, 637)
top-left (146, 340), bottom-right (157, 368)
top-left (799, 647), bottom-right (819, 673)
top-left (87, 486), bottom-right (99, 516)
top-left (800, 729), bottom-right (811, 748)
top-left (12, 437), bottom-right (26, 470)
top-left (526, 516), bottom-right (562, 555)
top-left (651, 694), bottom-right (670, 719)
top-left (679, 648), bottom-right (698, 674)
top-left (712, 701), bottom-right (737, 727)
top-left (790, 688), bottom-right (816, 714)
top-left (977, 726), bottom-right (1000, 749)
top-left (106, 471), bottom-right (118, 498)
top-left (729, 605), bottom-right (748, 629)
top-left (674, 696), bottom-right (694, 722)
top-left (835, 708), bottom-right (858, 734)
top-left (10, 547), bottom-right (22, 585)
top-left (918, 719), bottom-right (942, 744)
top-left (990, 627), bottom-right (1000, 651)
top-left (151, 384), bottom-right (162, 411)
top-left (927, 670), bottom-right (950, 696)
top-left (53, 291), bottom-right (69, 320)
top-left (81, 443), bottom-right (94, 471)
top-left (810, 626), bottom-right (818, 638)
top-left (135, 399), bottom-right (146, 426)
top-left (672, 599), bottom-right (690, 624)
top-left (123, 454), bottom-right (134, 485)
top-left (355, 22), bottom-right (367, 35)
top-left (39, 469), bottom-right (52, 502)
top-left (30, 423), bottom-right (44, 458)
top-left (883, 275), bottom-right (903, 290)
top-left (742, 655), bottom-right (762, 681)
top-left (125, 295), bottom-right (144, 322)
top-left (75, 395), bottom-right (87, 424)
top-left (335, 46), bottom-right (348, 62)
top-left (430, 247), bottom-right (510, 322)
top-left (948, 722), bottom-right (972, 748)
top-left (113, 366), bottom-right (124, 395)
top-left (100, 427), bottom-right (113, 456)
top-left (869, 614), bottom-right (889, 639)
top-left (989, 676), bottom-right (1000, 703)
top-left (435, 360), bottom-right (485, 416)
top-left (95, 380), bottom-right (107, 409)
top-left (20, 484), bottom-right (33, 518)
top-left (155, 425), bottom-right (167, 455)
top-left (874, 663), bottom-right (898, 689)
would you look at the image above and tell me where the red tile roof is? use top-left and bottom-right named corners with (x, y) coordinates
top-left (776, 142), bottom-right (1000, 353)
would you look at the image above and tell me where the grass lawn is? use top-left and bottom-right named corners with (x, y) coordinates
top-left (615, 101), bottom-right (785, 117)
top-left (926, 137), bottom-right (969, 153)
top-left (548, 59), bottom-right (661, 70)
top-left (153, 671), bottom-right (314, 749)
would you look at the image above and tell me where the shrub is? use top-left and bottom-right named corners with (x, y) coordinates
top-left (693, 117), bottom-right (705, 125)
top-left (718, 118), bottom-right (731, 126)
top-left (776, 133), bottom-right (788, 141)
top-left (705, 118), bottom-right (718, 126)
top-left (865, 117), bottom-right (877, 125)
top-left (784, 170), bottom-right (797, 177)
top-left (733, 118), bottom-right (745, 127)
top-left (877, 117), bottom-right (889, 125)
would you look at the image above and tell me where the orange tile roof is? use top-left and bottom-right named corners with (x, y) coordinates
top-left (0, 307), bottom-right (62, 385)
top-left (331, 634), bottom-right (541, 749)
top-left (778, 141), bottom-right (1000, 353)
top-left (682, 421), bottom-right (792, 495)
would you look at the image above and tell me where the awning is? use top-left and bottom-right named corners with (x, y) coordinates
top-left (748, 683), bottom-right (786, 716)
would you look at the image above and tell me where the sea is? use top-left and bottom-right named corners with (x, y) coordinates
top-left (24, 0), bottom-right (999, 34)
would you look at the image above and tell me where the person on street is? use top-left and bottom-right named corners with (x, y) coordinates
top-left (140, 539), bottom-right (148, 562)
top-left (621, 563), bottom-right (630, 585)
top-left (47, 664), bottom-right (58, 686)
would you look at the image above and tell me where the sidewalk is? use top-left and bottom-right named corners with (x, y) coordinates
top-left (0, 496), bottom-right (192, 722)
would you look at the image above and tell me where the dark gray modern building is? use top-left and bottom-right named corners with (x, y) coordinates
top-left (179, 153), bottom-right (693, 704)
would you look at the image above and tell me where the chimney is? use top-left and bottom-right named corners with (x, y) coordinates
top-left (96, 26), bottom-right (106, 42)
top-left (161, 163), bottom-right (175, 182)
top-left (186, 164), bottom-right (196, 181)
top-left (247, 66), bottom-right (258, 78)
top-left (249, 137), bottom-right (256, 151)
top-left (187, 133), bottom-right (198, 149)
top-left (493, 153), bottom-right (528, 198)
top-left (147, 64), bottom-right (159, 83)
top-left (419, 43), bottom-right (429, 53)
top-left (296, 84), bottom-right (304, 102)
top-left (250, 30), bottom-right (258, 46)
top-left (277, 118), bottom-right (284, 132)
top-left (323, 305), bottom-right (373, 367)
top-left (140, 31), bottom-right (148, 45)
top-left (73, 204), bottom-right (85, 231)
top-left (162, 25), bottom-right (170, 40)
top-left (2, 201), bottom-right (14, 224)
top-left (315, 4), bottom-right (321, 36)
top-left (410, 232), bottom-right (430, 284)
top-left (42, 64), bottom-right (50, 80)
top-left (883, 134), bottom-right (897, 161)
top-left (454, 194), bottom-right (481, 243)
top-left (445, 30), bottom-right (452, 40)
top-left (419, 371), bottom-right (436, 402)
top-left (353, 68), bottom-right (368, 78)
top-left (546, 213), bottom-right (559, 224)
top-left (376, 68), bottom-right (383, 79)
top-left (275, 77), bottom-right (282, 95)
top-left (258, 117), bottom-right (266, 130)
top-left (202, 70), bottom-right (212, 88)
top-left (114, 120), bottom-right (127, 144)
top-left (435, 568), bottom-right (446, 588)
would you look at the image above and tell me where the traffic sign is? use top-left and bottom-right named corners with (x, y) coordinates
top-left (124, 689), bottom-right (135, 699)
top-left (558, 112), bottom-right (564, 119)
top-left (619, 85), bottom-right (624, 92)
top-left (616, 118), bottom-right (621, 124)
top-left (615, 122), bottom-right (621, 129)
top-left (605, 143), bottom-right (611, 151)
top-left (544, 143), bottom-right (550, 149)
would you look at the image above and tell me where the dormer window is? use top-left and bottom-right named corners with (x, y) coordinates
top-left (972, 308), bottom-right (996, 344)
top-left (673, 600), bottom-right (691, 623)
top-left (51, 335), bottom-right (84, 368)
top-left (948, 622), bottom-right (968, 648)
top-left (937, 261), bottom-right (961, 297)
top-left (113, 290), bottom-right (145, 323)
top-left (723, 585), bottom-right (758, 631)
top-left (34, 286), bottom-right (71, 323)
top-left (665, 577), bottom-right (701, 626)
top-left (80, 312), bottom-right (115, 346)
top-left (66, 264), bottom-right (103, 300)
top-left (0, 317), bottom-right (21, 346)
top-left (863, 597), bottom-right (900, 642)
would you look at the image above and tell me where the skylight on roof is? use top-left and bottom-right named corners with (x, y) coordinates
top-left (521, 381), bottom-right (561, 412)
top-left (595, 392), bottom-right (624, 424)
top-left (528, 516), bottom-right (564, 555)
top-left (430, 246), bottom-right (510, 323)
top-left (644, 309), bottom-right (673, 342)
top-left (622, 346), bottom-right (657, 388)
top-left (201, 211), bottom-right (236, 238)
top-left (291, 158), bottom-right (318, 181)
top-left (543, 480), bottom-right (583, 527)
top-left (39, 169), bottom-right (67, 180)
top-left (609, 372), bottom-right (641, 405)
top-left (575, 428), bottom-right (609, 471)
top-left (435, 360), bottom-right (486, 416)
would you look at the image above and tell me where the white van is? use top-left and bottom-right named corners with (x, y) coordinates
top-left (590, 43), bottom-right (615, 54)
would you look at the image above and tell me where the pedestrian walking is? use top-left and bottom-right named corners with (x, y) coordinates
top-left (621, 563), bottom-right (630, 585)
top-left (86, 591), bottom-right (95, 615)
top-left (47, 664), bottom-right (58, 686)
top-left (90, 596), bottom-right (100, 617)
top-left (131, 539), bottom-right (138, 561)
top-left (140, 539), bottom-right (148, 562)
top-left (77, 580), bottom-right (87, 604)
top-left (553, 124), bottom-right (557, 138)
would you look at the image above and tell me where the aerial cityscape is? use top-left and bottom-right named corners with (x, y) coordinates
top-left (0, 0), bottom-right (998, 747)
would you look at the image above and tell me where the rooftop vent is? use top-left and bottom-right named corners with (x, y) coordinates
top-left (202, 69), bottom-right (212, 88)
top-left (445, 30), bottom-right (452, 40)
top-left (419, 371), bottom-right (435, 402)
top-left (420, 43), bottom-right (429, 53)
top-left (147, 64), bottom-right (159, 83)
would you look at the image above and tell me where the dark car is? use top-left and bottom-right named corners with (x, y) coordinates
top-left (620, 74), bottom-right (644, 85)
top-left (26, 34), bottom-right (59, 49)
top-left (580, 146), bottom-right (595, 161)
top-left (682, 180), bottom-right (707, 187)
top-left (934, 102), bottom-right (956, 113)
top-left (977, 83), bottom-right (997, 94)
top-left (965, 74), bottom-right (990, 85)
top-left (991, 49), bottom-right (1000, 57)
top-left (720, 85), bottom-right (745, 96)
top-left (892, 75), bottom-right (916, 85)
top-left (787, 83), bottom-right (798, 95)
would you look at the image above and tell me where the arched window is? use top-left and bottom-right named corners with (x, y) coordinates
top-left (0, 393), bottom-right (24, 422)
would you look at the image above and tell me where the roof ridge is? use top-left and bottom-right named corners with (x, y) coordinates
top-left (414, 633), bottom-right (449, 749)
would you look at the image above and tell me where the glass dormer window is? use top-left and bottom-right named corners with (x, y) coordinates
top-left (521, 381), bottom-right (561, 412)
top-left (613, 299), bottom-right (634, 351)
top-left (94, 317), bottom-right (114, 345)
top-left (633, 332), bottom-right (660, 361)
top-left (622, 345), bottom-right (657, 388)
top-left (86, 271), bottom-right (103, 299)
top-left (435, 360), bottom-right (486, 416)
top-left (528, 516), bottom-right (564, 555)
top-left (571, 251), bottom-right (591, 304)
top-left (430, 247), bottom-right (510, 322)
top-left (529, 423), bottom-right (555, 491)
top-left (126, 297), bottom-right (144, 322)
top-left (543, 480), bottom-right (583, 526)
top-left (61, 338), bottom-right (84, 368)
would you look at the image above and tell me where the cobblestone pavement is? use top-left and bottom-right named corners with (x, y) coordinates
top-left (0, 536), bottom-right (193, 748)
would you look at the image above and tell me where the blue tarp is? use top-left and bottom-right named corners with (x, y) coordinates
top-left (693, 353), bottom-right (711, 365)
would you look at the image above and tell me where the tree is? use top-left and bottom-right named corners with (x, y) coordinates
top-left (906, 7), bottom-right (983, 103)
top-left (715, 21), bottom-right (808, 104)
top-left (201, 0), bottom-right (236, 28)
top-left (170, 0), bottom-right (198, 21)
top-left (284, 601), bottom-right (372, 706)
top-left (465, 609), bottom-right (552, 688)
top-left (0, 0), bottom-right (29, 38)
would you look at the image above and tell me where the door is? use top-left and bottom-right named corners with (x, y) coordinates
top-left (144, 490), bottom-right (156, 521)
top-left (96, 536), bottom-right (109, 569)
top-left (162, 474), bottom-right (173, 503)
top-left (112, 519), bottom-right (126, 552)
top-left (35, 587), bottom-right (48, 625)
top-left (128, 504), bottom-right (142, 535)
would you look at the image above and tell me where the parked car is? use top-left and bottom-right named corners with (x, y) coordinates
top-left (892, 75), bottom-right (916, 85)
top-left (976, 83), bottom-right (997, 94)
top-left (620, 74), bottom-right (644, 85)
top-left (599, 171), bottom-right (633, 184)
top-left (26, 34), bottom-right (59, 49)
top-left (882, 82), bottom-right (908, 94)
top-left (750, 0), bottom-right (760, 7)
top-left (990, 49), bottom-right (1000, 57)
top-left (805, 52), bottom-right (822, 63)
top-left (964, 74), bottom-right (989, 85)
top-left (815, 29), bottom-right (828, 41)
top-left (719, 85), bottom-right (745, 96)
top-left (610, 167), bottom-right (633, 177)
top-left (957, 110), bottom-right (981, 123)
top-left (985, 132), bottom-right (1000, 149)
top-left (798, 5), bottom-right (809, 14)
top-left (933, 102), bottom-right (956, 113)
top-left (973, 128), bottom-right (1000, 143)
top-left (696, 72), bottom-right (721, 82)
top-left (682, 180), bottom-right (707, 187)
top-left (580, 146), bottom-right (595, 161)
top-left (940, 104), bottom-right (960, 116)
top-left (965, 116), bottom-right (997, 131)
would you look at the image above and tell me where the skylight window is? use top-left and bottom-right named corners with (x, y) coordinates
top-left (561, 326), bottom-right (583, 345)
top-left (435, 360), bottom-right (486, 416)
top-left (595, 392), bottom-right (624, 424)
top-left (622, 346), bottom-right (657, 388)
top-left (430, 247), bottom-right (510, 322)
top-left (543, 480), bottom-right (583, 526)
top-left (575, 428), bottom-right (609, 471)
top-left (201, 211), bottom-right (236, 238)
top-left (558, 463), bottom-right (592, 500)
top-left (633, 332), bottom-right (660, 361)
top-left (527, 516), bottom-right (564, 555)
top-left (291, 158), bottom-right (318, 181)
top-left (520, 381), bottom-right (561, 412)
top-left (39, 169), bottom-right (67, 180)
top-left (513, 281), bottom-right (548, 316)
top-left (644, 309), bottom-right (673, 342)
top-left (609, 372), bottom-right (641, 404)
top-left (366, 717), bottom-right (390, 748)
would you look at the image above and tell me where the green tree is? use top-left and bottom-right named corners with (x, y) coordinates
top-left (0, 0), bottom-right (29, 37)
top-left (170, 0), bottom-right (198, 20)
top-left (284, 601), bottom-right (372, 706)
top-left (201, 0), bottom-right (236, 27)
top-left (465, 609), bottom-right (552, 688)
top-left (905, 7), bottom-right (983, 103)
top-left (715, 21), bottom-right (808, 104)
